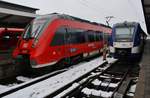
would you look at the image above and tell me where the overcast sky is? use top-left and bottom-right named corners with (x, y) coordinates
top-left (4, 0), bottom-right (147, 33)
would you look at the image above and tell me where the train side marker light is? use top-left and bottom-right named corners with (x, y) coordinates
top-left (53, 51), bottom-right (56, 55)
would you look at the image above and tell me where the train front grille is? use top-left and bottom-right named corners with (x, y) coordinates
top-left (115, 48), bottom-right (131, 56)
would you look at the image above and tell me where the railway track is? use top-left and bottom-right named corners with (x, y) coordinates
top-left (0, 68), bottom-right (67, 97)
top-left (0, 60), bottom-right (89, 96)
top-left (51, 62), bottom-right (129, 98)
top-left (0, 56), bottom-right (116, 98)
top-left (0, 55), bottom-right (103, 87)
top-left (0, 57), bottom-right (139, 98)
top-left (53, 62), bottom-right (139, 98)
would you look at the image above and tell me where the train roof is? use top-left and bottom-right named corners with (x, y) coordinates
top-left (37, 13), bottom-right (111, 29)
top-left (113, 21), bottom-right (147, 36)
top-left (113, 21), bottom-right (140, 27)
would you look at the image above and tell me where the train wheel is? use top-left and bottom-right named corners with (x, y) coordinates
top-left (57, 57), bottom-right (72, 68)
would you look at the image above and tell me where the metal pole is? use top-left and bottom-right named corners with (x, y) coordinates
top-left (105, 16), bottom-right (114, 26)
top-left (102, 16), bottom-right (114, 60)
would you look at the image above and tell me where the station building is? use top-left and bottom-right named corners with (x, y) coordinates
top-left (0, 0), bottom-right (38, 28)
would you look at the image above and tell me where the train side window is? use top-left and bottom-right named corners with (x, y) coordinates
top-left (87, 31), bottom-right (95, 42)
top-left (66, 28), bottom-right (78, 44)
top-left (51, 27), bottom-right (66, 46)
top-left (75, 29), bottom-right (86, 43)
top-left (67, 28), bottom-right (86, 44)
top-left (103, 32), bottom-right (108, 41)
top-left (84, 31), bottom-right (89, 42)
top-left (99, 33), bottom-right (103, 41)
top-left (79, 30), bottom-right (86, 43)
top-left (95, 31), bottom-right (102, 41)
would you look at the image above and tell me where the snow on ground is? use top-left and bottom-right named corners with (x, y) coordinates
top-left (81, 87), bottom-right (113, 97)
top-left (81, 87), bottom-right (101, 96)
top-left (129, 84), bottom-right (136, 93)
top-left (90, 72), bottom-right (101, 76)
top-left (127, 84), bottom-right (136, 97)
top-left (7, 83), bottom-right (19, 87)
top-left (54, 83), bottom-right (79, 98)
top-left (127, 93), bottom-right (134, 97)
top-left (109, 82), bottom-right (119, 88)
top-left (81, 87), bottom-right (91, 96)
top-left (0, 85), bottom-right (8, 92)
top-left (147, 36), bottom-right (150, 39)
top-left (99, 75), bottom-right (111, 79)
top-left (101, 82), bottom-right (109, 87)
top-left (91, 89), bottom-right (101, 96)
top-left (3, 57), bottom-right (117, 98)
top-left (0, 68), bottom-right (67, 94)
top-left (91, 79), bottom-right (102, 86)
top-left (101, 91), bottom-right (113, 97)
top-left (126, 84), bottom-right (137, 97)
top-left (16, 76), bottom-right (32, 82)
top-left (106, 57), bottom-right (117, 64)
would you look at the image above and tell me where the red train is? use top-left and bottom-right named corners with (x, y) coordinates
top-left (13, 13), bottom-right (112, 68)
top-left (0, 28), bottom-right (24, 51)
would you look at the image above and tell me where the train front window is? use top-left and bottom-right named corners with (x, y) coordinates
top-left (115, 26), bottom-right (134, 41)
top-left (23, 18), bottom-right (50, 39)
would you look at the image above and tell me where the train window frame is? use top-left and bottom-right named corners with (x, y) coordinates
top-left (51, 26), bottom-right (105, 46)
top-left (50, 26), bottom-right (67, 46)
top-left (95, 31), bottom-right (103, 41)
top-left (66, 27), bottom-right (86, 44)
top-left (115, 26), bottom-right (135, 42)
top-left (87, 30), bottom-right (96, 42)
top-left (23, 17), bottom-right (51, 40)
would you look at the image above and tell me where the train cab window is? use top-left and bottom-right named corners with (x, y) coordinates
top-left (51, 27), bottom-right (66, 46)
top-left (23, 17), bottom-right (50, 39)
top-left (115, 27), bottom-right (134, 41)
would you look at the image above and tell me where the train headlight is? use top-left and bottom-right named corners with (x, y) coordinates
top-left (53, 51), bottom-right (56, 55)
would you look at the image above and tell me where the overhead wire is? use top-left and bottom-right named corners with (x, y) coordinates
top-left (77, 0), bottom-right (104, 17)
top-left (76, 0), bottom-right (113, 25)
top-left (77, 0), bottom-right (125, 26)
top-left (76, 0), bottom-right (144, 26)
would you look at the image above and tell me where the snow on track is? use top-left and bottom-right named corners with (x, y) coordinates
top-left (0, 85), bottom-right (8, 92)
top-left (3, 57), bottom-right (116, 98)
top-left (16, 76), bottom-right (32, 82)
top-left (0, 68), bottom-right (67, 95)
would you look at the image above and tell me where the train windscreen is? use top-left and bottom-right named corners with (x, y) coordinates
top-left (115, 26), bottom-right (134, 42)
top-left (23, 17), bottom-right (50, 39)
